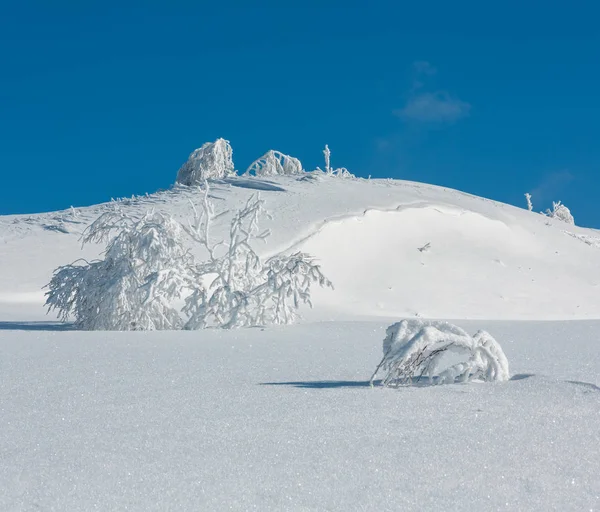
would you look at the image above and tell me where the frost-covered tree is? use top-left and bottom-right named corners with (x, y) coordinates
top-left (245, 150), bottom-right (304, 176)
top-left (182, 184), bottom-right (332, 329)
top-left (370, 319), bottom-right (510, 387)
top-left (316, 144), bottom-right (354, 178)
top-left (45, 209), bottom-right (196, 330)
top-left (525, 193), bottom-right (533, 211)
top-left (543, 201), bottom-right (575, 225)
top-left (46, 181), bottom-right (332, 331)
top-left (176, 138), bottom-right (235, 185)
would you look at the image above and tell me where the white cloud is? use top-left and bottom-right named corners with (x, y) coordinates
top-left (394, 91), bottom-right (471, 123)
top-left (531, 170), bottom-right (574, 205)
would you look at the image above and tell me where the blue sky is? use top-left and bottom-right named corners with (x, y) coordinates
top-left (2, 1), bottom-right (599, 226)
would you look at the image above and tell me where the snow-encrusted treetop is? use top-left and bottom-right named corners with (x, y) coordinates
top-left (245, 150), bottom-right (304, 177)
top-left (176, 138), bottom-right (235, 185)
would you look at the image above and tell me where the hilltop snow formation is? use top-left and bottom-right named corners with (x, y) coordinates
top-left (0, 171), bottom-right (599, 322)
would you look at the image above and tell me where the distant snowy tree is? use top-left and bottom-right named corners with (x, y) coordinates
top-left (176, 138), bottom-right (235, 185)
top-left (245, 150), bottom-right (304, 176)
top-left (316, 144), bottom-right (355, 178)
top-left (45, 209), bottom-right (196, 330)
top-left (543, 201), bottom-right (575, 225)
top-left (525, 193), bottom-right (533, 211)
top-left (370, 319), bottom-right (510, 387)
top-left (323, 144), bottom-right (332, 174)
top-left (182, 183), bottom-right (332, 329)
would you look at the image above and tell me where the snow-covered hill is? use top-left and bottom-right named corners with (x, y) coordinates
top-left (1, 175), bottom-right (599, 322)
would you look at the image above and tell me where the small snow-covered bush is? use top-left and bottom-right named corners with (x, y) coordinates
top-left (45, 209), bottom-right (196, 330)
top-left (245, 150), bottom-right (304, 176)
top-left (543, 201), bottom-right (575, 225)
top-left (370, 319), bottom-right (510, 387)
top-left (176, 138), bottom-right (235, 185)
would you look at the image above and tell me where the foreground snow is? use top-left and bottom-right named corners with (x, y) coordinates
top-left (1, 320), bottom-right (598, 511)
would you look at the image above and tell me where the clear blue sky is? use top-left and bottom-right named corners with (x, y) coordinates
top-left (2, 1), bottom-right (599, 226)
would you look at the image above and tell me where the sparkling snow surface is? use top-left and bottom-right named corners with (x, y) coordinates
top-left (1, 321), bottom-right (599, 511)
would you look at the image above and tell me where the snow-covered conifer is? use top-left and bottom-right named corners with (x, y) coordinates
top-left (525, 193), bottom-right (533, 211)
top-left (370, 319), bottom-right (510, 386)
top-left (176, 138), bottom-right (235, 185)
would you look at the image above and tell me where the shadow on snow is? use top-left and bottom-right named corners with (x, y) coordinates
top-left (0, 321), bottom-right (74, 332)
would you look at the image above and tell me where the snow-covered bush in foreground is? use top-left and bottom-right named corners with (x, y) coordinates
top-left (370, 319), bottom-right (510, 387)
top-left (245, 150), bottom-right (303, 176)
top-left (45, 210), bottom-right (195, 330)
top-left (543, 201), bottom-right (575, 225)
top-left (176, 138), bottom-right (235, 185)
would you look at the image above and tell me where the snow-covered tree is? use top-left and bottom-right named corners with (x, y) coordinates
top-left (543, 201), bottom-right (575, 225)
top-left (245, 150), bottom-right (304, 176)
top-left (317, 144), bottom-right (354, 178)
top-left (525, 193), bottom-right (533, 211)
top-left (176, 138), bottom-right (235, 185)
top-left (182, 184), bottom-right (332, 329)
top-left (45, 209), bottom-right (197, 330)
top-left (370, 319), bottom-right (510, 387)
top-left (46, 181), bottom-right (332, 331)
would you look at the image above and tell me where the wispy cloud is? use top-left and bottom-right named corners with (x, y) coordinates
top-left (394, 91), bottom-right (471, 123)
top-left (530, 170), bottom-right (574, 206)
top-left (413, 60), bottom-right (437, 77)
top-left (394, 61), bottom-right (471, 124)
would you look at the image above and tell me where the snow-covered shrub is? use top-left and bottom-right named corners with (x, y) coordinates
top-left (525, 193), bottom-right (533, 211)
top-left (543, 201), bottom-right (575, 225)
top-left (317, 144), bottom-right (355, 178)
top-left (245, 150), bottom-right (304, 176)
top-left (182, 184), bottom-right (332, 329)
top-left (46, 180), bottom-right (332, 331)
top-left (370, 319), bottom-right (510, 387)
top-left (176, 138), bottom-right (235, 185)
top-left (45, 209), bottom-right (196, 330)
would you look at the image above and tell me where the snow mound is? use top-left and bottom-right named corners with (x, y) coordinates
top-left (295, 204), bottom-right (600, 320)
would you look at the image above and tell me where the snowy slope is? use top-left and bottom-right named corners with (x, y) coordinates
top-left (1, 175), bottom-right (600, 322)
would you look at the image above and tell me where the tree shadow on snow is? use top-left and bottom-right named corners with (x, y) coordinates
top-left (260, 380), bottom-right (378, 389)
top-left (0, 321), bottom-right (74, 332)
top-left (222, 178), bottom-right (287, 192)
top-left (264, 375), bottom-right (542, 390)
